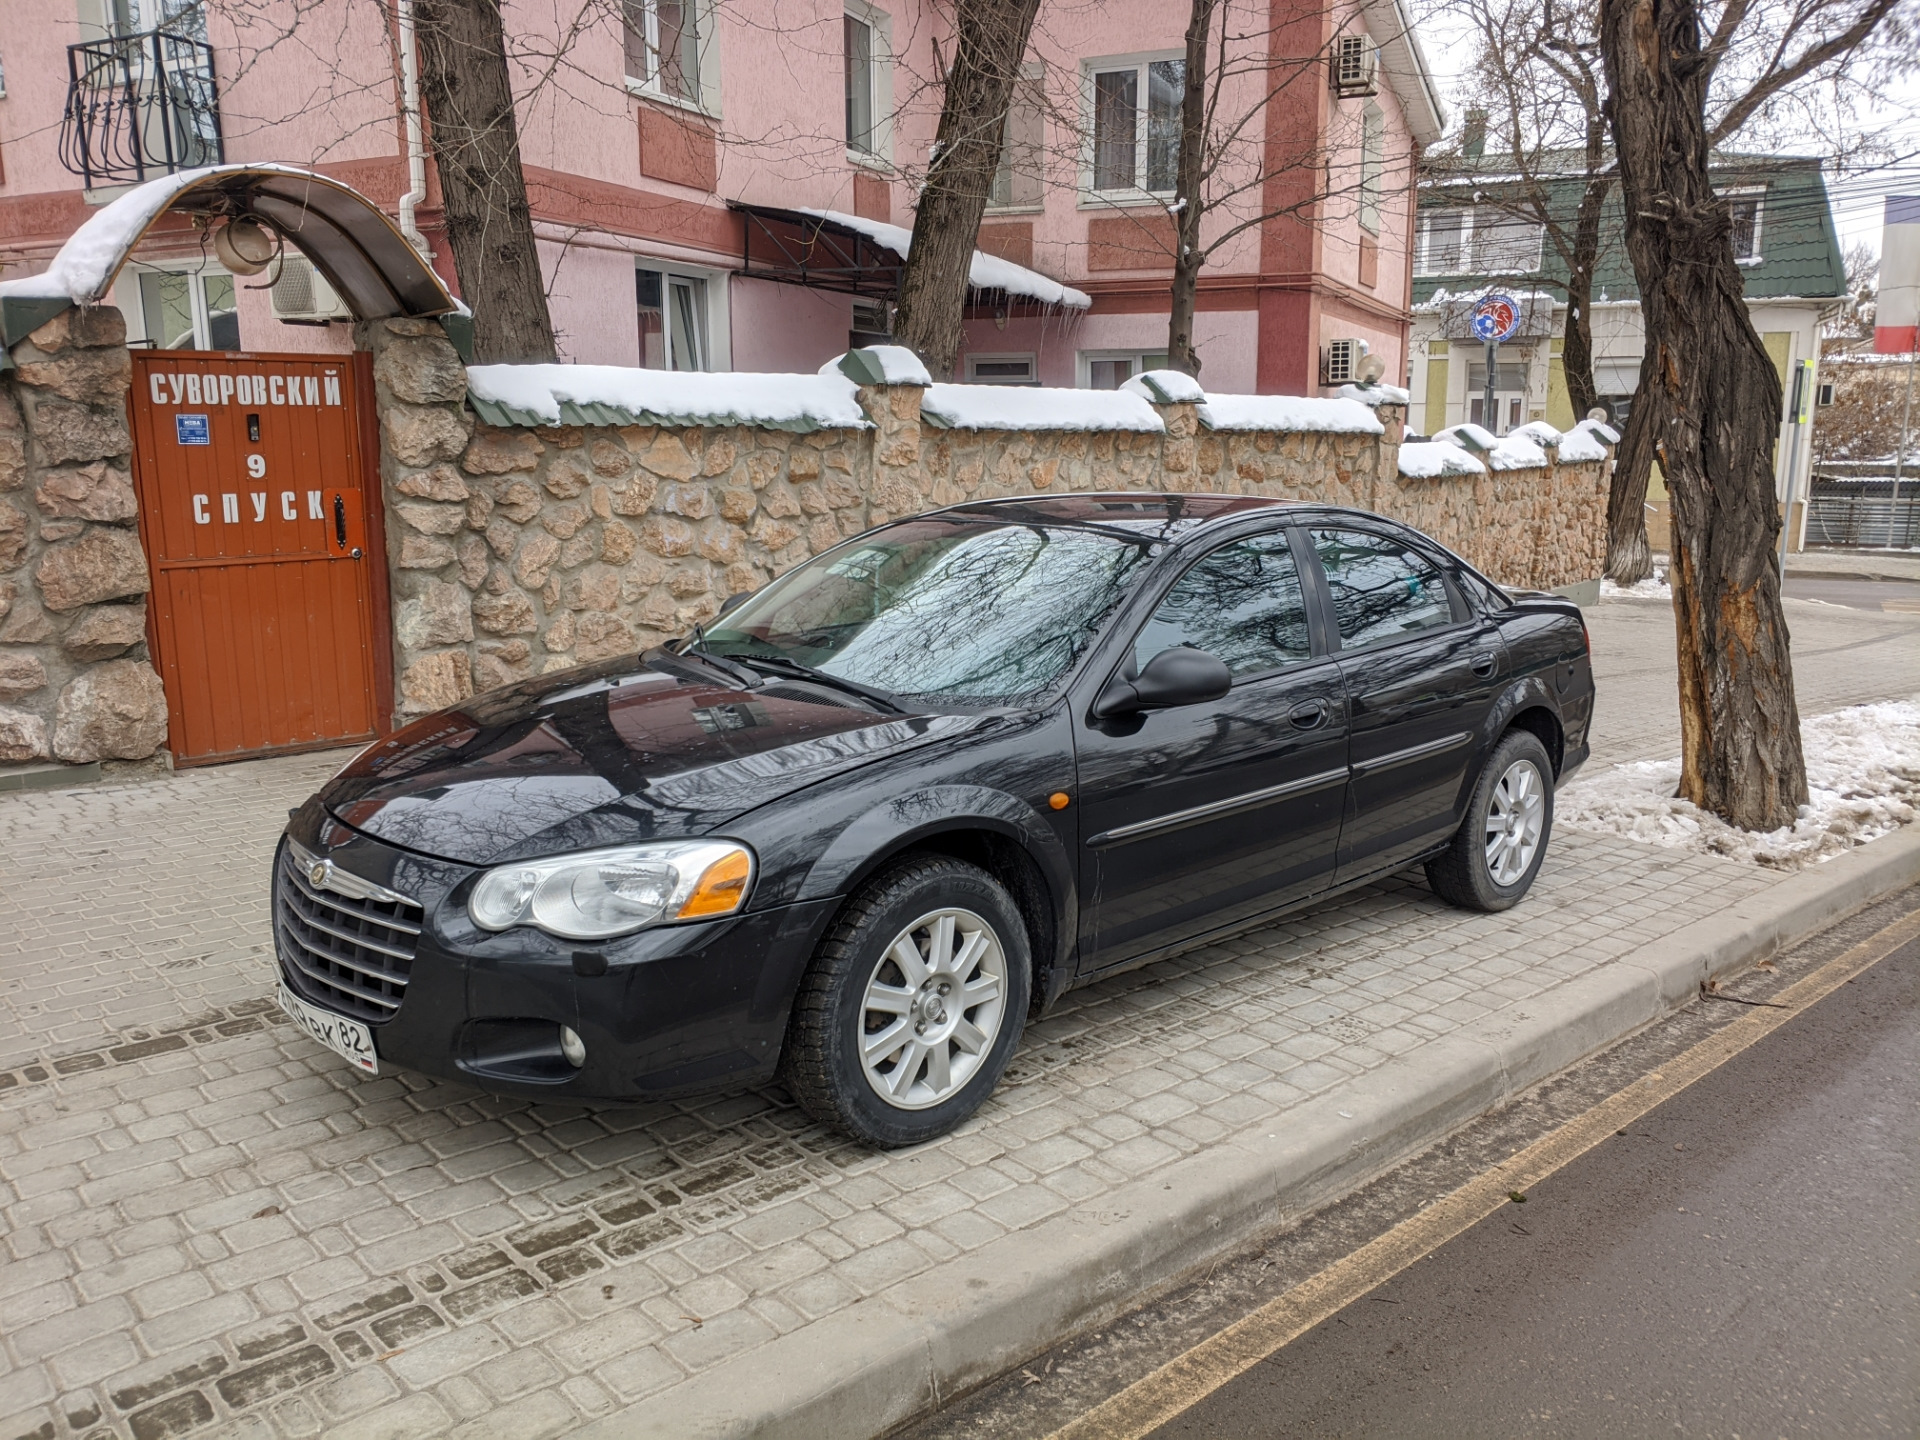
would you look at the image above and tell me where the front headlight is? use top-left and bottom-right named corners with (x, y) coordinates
top-left (469, 841), bottom-right (756, 940)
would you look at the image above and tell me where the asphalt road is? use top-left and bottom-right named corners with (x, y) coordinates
top-left (1782, 575), bottom-right (1920, 612)
top-left (1147, 922), bottom-right (1919, 1439)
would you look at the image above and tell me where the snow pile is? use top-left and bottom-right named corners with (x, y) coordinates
top-left (1431, 422), bottom-right (1499, 452)
top-left (797, 209), bottom-right (1091, 310)
top-left (1487, 429), bottom-right (1552, 470)
top-left (1557, 422), bottom-right (1612, 463)
top-left (1123, 369), bottom-right (1207, 404)
top-left (1559, 698), bottom-right (1920, 868)
top-left (1336, 381), bottom-right (1413, 405)
top-left (1196, 394), bottom-right (1385, 435)
top-left (1599, 563), bottom-right (1671, 600)
top-left (466, 363), bottom-right (869, 430)
top-left (846, 345), bottom-right (932, 386)
top-left (1399, 441), bottom-right (1486, 478)
top-left (920, 384), bottom-right (1163, 432)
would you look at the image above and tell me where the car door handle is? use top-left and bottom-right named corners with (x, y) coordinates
top-left (1470, 652), bottom-right (1498, 678)
top-left (1289, 700), bottom-right (1330, 729)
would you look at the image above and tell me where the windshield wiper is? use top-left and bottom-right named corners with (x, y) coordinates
top-left (732, 654), bottom-right (908, 713)
top-left (645, 644), bottom-right (761, 690)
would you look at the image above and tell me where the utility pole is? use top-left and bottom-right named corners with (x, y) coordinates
top-left (1483, 340), bottom-right (1499, 433)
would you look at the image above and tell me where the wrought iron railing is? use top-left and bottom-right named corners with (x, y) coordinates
top-left (59, 28), bottom-right (223, 188)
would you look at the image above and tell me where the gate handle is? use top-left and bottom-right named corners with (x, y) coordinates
top-left (333, 494), bottom-right (347, 549)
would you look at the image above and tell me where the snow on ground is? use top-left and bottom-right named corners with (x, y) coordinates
top-left (1559, 697), bottom-right (1920, 867)
top-left (1600, 564), bottom-right (1671, 600)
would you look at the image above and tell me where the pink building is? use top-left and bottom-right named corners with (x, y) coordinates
top-left (0, 0), bottom-right (1443, 391)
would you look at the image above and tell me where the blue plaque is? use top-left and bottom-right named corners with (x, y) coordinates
top-left (175, 414), bottom-right (211, 445)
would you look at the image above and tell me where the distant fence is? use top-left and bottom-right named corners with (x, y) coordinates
top-left (1805, 495), bottom-right (1920, 549)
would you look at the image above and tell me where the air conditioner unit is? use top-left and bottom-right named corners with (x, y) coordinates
top-left (1331, 35), bottom-right (1377, 97)
top-left (271, 255), bottom-right (351, 324)
top-left (1322, 337), bottom-right (1366, 386)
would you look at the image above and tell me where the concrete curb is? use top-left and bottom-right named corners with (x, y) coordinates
top-left (582, 825), bottom-right (1920, 1440)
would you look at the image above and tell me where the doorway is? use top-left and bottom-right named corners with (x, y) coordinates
top-left (127, 351), bottom-right (389, 765)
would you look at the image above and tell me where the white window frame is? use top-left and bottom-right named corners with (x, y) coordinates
top-left (986, 61), bottom-right (1047, 213)
top-left (1077, 349), bottom-right (1169, 389)
top-left (1358, 102), bottom-right (1384, 236)
top-left (122, 262), bottom-right (238, 351)
top-left (1413, 204), bottom-right (1544, 277)
top-left (623, 0), bottom-right (722, 116)
top-left (1080, 49), bottom-right (1184, 204)
top-left (843, 1), bottom-right (894, 168)
top-left (965, 353), bottom-right (1037, 386)
top-left (1414, 206), bottom-right (1469, 277)
top-left (1471, 206), bottom-right (1545, 275)
top-left (1723, 186), bottom-right (1765, 265)
top-left (637, 261), bottom-right (731, 372)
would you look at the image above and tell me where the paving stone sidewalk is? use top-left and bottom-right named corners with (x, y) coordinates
top-left (0, 740), bottom-right (1782, 1440)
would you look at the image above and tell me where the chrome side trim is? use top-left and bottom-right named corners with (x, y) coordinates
top-left (1088, 766), bottom-right (1350, 849)
top-left (1351, 730), bottom-right (1472, 778)
top-left (285, 836), bottom-right (418, 909)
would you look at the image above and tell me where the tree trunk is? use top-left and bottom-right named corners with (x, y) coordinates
top-left (1559, 176), bottom-right (1609, 420)
top-left (1165, 0), bottom-right (1217, 376)
top-left (1598, 0), bottom-right (1807, 829)
top-left (413, 0), bottom-right (556, 365)
top-left (890, 0), bottom-right (1045, 379)
top-left (1604, 359), bottom-right (1658, 583)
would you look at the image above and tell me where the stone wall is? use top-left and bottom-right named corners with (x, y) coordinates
top-left (363, 319), bottom-right (1610, 722)
top-left (0, 307), bottom-right (168, 770)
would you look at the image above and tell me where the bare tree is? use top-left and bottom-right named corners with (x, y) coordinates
top-left (886, 0), bottom-right (1044, 377)
top-left (414, 0), bottom-right (558, 364)
top-left (1596, 0), bottom-right (1902, 829)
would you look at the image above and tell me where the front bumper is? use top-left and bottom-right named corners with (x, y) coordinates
top-left (274, 808), bottom-right (837, 1102)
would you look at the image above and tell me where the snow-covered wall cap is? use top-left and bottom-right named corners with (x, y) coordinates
top-left (1123, 369), bottom-right (1207, 404)
top-left (466, 364), bottom-right (869, 432)
top-left (1576, 416), bottom-right (1621, 445)
top-left (1433, 422), bottom-right (1499, 452)
top-left (797, 208), bottom-right (1092, 310)
top-left (1509, 420), bottom-right (1563, 448)
top-left (1336, 381), bottom-right (1412, 406)
top-left (1399, 441), bottom-right (1486, 478)
top-left (1486, 430), bottom-right (1552, 470)
top-left (919, 384), bottom-right (1164, 432)
top-left (1557, 425), bottom-right (1611, 463)
top-left (835, 346), bottom-right (932, 387)
top-left (1198, 394), bottom-right (1385, 436)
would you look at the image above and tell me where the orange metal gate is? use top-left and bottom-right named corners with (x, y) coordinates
top-left (128, 351), bottom-right (388, 765)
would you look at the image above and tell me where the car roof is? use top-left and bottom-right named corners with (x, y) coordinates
top-left (943, 493), bottom-right (1295, 525)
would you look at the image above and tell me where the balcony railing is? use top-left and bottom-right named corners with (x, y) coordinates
top-left (60, 28), bottom-right (223, 188)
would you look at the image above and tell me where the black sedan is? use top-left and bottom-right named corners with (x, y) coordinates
top-left (275, 494), bottom-right (1593, 1146)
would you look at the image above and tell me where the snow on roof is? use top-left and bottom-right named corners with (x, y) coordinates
top-left (1413, 286), bottom-right (1564, 314)
top-left (1196, 394), bottom-right (1385, 436)
top-left (465, 363), bottom-right (870, 432)
top-left (797, 209), bottom-right (1091, 310)
top-left (1337, 381), bottom-right (1413, 406)
top-left (0, 163), bottom-right (324, 306)
top-left (1399, 441), bottom-right (1486, 478)
top-left (1122, 369), bottom-right (1207, 404)
top-left (919, 384), bottom-right (1164, 432)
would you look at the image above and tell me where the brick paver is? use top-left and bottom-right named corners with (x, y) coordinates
top-left (0, 738), bottom-right (1779, 1440)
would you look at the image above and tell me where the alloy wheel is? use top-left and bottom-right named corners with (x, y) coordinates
top-left (1484, 758), bottom-right (1546, 886)
top-left (858, 907), bottom-right (1008, 1111)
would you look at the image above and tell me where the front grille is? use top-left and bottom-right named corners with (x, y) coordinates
top-left (275, 844), bottom-right (423, 1023)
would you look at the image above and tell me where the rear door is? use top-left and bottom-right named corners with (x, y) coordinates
top-left (1075, 529), bottom-right (1349, 973)
top-left (1304, 525), bottom-right (1505, 879)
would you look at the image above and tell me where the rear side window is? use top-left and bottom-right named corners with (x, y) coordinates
top-left (1455, 564), bottom-right (1512, 613)
top-left (1310, 528), bottom-right (1455, 648)
top-left (1133, 532), bottom-right (1311, 678)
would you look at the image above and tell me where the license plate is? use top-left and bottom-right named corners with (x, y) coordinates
top-left (278, 984), bottom-right (379, 1076)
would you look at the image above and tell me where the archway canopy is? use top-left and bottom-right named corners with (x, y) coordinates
top-left (0, 164), bottom-right (461, 349)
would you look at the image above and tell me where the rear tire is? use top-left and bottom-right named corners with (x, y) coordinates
top-left (781, 856), bottom-right (1030, 1147)
top-left (1425, 729), bottom-right (1555, 912)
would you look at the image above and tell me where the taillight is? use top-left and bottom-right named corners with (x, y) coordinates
top-left (1580, 619), bottom-right (1590, 654)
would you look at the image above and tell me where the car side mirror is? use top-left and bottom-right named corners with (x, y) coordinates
top-left (717, 591), bottom-right (754, 617)
top-left (1093, 646), bottom-right (1233, 719)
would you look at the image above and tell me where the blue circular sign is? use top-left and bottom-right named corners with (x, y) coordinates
top-left (1470, 293), bottom-right (1522, 343)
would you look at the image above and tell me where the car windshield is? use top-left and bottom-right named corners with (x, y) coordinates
top-left (700, 518), bottom-right (1160, 704)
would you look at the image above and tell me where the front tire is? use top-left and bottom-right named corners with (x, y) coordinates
top-left (1425, 729), bottom-right (1555, 912)
top-left (782, 856), bottom-right (1030, 1147)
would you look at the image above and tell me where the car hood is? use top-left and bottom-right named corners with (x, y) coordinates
top-left (321, 657), bottom-right (985, 865)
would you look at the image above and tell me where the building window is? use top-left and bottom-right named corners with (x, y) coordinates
top-left (135, 268), bottom-right (239, 351)
top-left (1359, 103), bottom-right (1384, 235)
top-left (845, 13), bottom-right (876, 154)
top-left (1416, 208), bottom-right (1467, 275)
top-left (637, 267), bottom-right (710, 370)
top-left (988, 67), bottom-right (1046, 209)
top-left (1089, 55), bottom-right (1182, 195)
top-left (624, 0), bottom-right (700, 103)
top-left (1726, 190), bottom-right (1763, 263)
top-left (1081, 350), bottom-right (1168, 389)
top-left (1414, 205), bottom-right (1543, 276)
top-left (966, 354), bottom-right (1036, 385)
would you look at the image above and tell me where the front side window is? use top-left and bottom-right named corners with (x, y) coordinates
top-left (137, 268), bottom-right (238, 351)
top-left (1311, 528), bottom-right (1455, 648)
top-left (637, 267), bottom-right (709, 370)
top-left (845, 13), bottom-right (876, 153)
top-left (624, 0), bottom-right (700, 103)
top-left (1090, 57), bottom-right (1182, 194)
top-left (705, 519), bottom-right (1159, 703)
top-left (1133, 532), bottom-right (1312, 678)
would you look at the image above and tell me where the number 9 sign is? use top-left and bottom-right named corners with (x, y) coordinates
top-left (1470, 293), bottom-right (1522, 343)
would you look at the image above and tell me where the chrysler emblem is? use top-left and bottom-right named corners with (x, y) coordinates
top-left (310, 860), bottom-right (331, 888)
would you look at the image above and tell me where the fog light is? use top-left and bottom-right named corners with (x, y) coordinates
top-left (559, 1026), bottom-right (586, 1069)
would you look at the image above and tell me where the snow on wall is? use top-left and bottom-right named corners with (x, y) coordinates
top-left (920, 383), bottom-right (1163, 432)
top-left (1399, 441), bottom-right (1486, 478)
top-left (1197, 394), bottom-right (1386, 436)
top-left (465, 363), bottom-right (871, 430)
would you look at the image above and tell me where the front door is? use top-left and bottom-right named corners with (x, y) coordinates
top-left (128, 352), bottom-right (385, 764)
top-left (1076, 529), bottom-right (1349, 973)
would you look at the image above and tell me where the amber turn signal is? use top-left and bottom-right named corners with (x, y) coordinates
top-left (1049, 792), bottom-right (1071, 810)
top-left (676, 848), bottom-right (754, 918)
